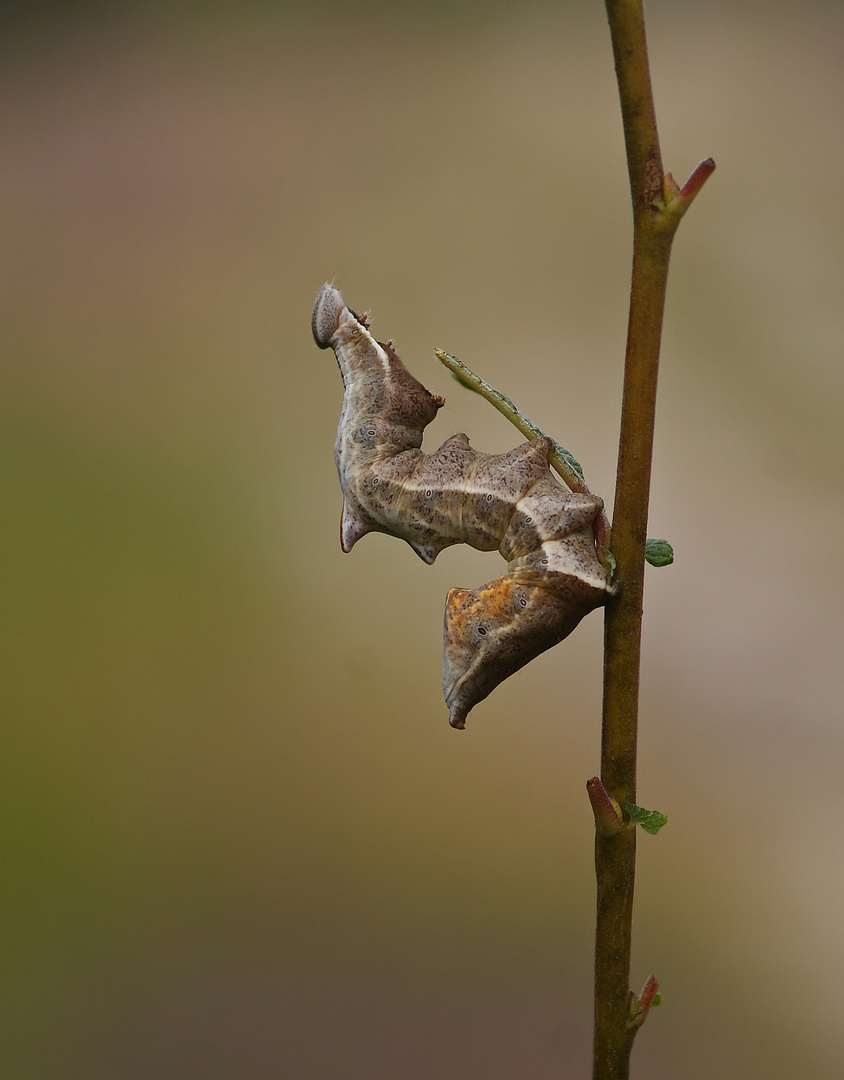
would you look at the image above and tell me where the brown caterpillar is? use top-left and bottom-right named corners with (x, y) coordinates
top-left (312, 283), bottom-right (616, 729)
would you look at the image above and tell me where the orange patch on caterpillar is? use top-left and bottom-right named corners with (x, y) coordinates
top-left (446, 577), bottom-right (522, 632)
top-left (471, 578), bottom-right (521, 615)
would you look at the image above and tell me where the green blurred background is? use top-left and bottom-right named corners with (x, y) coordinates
top-left (2, 1), bottom-right (843, 1076)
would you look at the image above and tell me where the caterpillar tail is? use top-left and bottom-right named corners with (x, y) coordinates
top-left (442, 570), bottom-right (608, 729)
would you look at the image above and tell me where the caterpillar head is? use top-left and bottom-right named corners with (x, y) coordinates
top-left (312, 282), bottom-right (356, 348)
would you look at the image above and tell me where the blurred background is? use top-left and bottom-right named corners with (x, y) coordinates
top-left (2, 1), bottom-right (843, 1076)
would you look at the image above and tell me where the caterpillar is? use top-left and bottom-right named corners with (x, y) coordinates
top-left (312, 283), bottom-right (616, 729)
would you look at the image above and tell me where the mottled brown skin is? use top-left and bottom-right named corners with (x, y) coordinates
top-left (312, 283), bottom-right (616, 728)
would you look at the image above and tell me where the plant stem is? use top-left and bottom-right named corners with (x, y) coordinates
top-left (433, 348), bottom-right (613, 564)
top-left (593, 3), bottom-right (714, 1078)
top-left (433, 349), bottom-right (587, 491)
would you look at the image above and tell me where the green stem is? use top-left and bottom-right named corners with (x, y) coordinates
top-left (593, 3), bottom-right (714, 1079)
top-left (433, 348), bottom-right (588, 491)
top-left (434, 348), bottom-right (613, 564)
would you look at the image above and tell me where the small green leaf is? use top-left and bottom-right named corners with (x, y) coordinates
top-left (604, 549), bottom-right (617, 576)
top-left (645, 538), bottom-right (673, 567)
top-left (651, 993), bottom-right (663, 1007)
top-left (624, 803), bottom-right (668, 835)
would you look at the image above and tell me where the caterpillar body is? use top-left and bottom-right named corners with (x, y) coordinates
top-left (312, 283), bottom-right (616, 729)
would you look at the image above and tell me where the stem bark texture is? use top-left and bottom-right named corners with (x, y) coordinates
top-left (593, 3), bottom-right (714, 1077)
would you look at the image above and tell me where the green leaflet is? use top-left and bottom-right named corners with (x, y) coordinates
top-left (645, 538), bottom-right (673, 567)
top-left (624, 803), bottom-right (668, 835)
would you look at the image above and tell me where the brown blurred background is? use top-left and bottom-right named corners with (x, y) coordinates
top-left (2, 1), bottom-right (842, 1076)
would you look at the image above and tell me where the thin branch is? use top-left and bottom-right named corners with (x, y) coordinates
top-left (434, 348), bottom-right (613, 562)
top-left (434, 348), bottom-right (587, 490)
top-left (594, 3), bottom-right (714, 1079)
